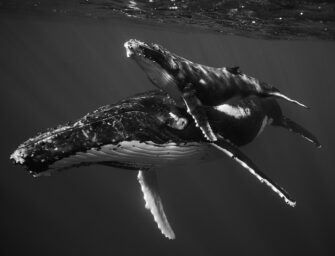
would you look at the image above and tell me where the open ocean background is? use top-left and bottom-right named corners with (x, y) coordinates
top-left (1, 1), bottom-right (335, 255)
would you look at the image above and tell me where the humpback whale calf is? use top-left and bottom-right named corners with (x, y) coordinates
top-left (124, 39), bottom-right (308, 143)
top-left (10, 90), bottom-right (320, 239)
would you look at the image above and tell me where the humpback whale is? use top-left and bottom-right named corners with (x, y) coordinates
top-left (124, 39), bottom-right (308, 142)
top-left (10, 90), bottom-right (320, 239)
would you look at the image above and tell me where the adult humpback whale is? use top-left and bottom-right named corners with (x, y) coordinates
top-left (124, 39), bottom-right (308, 142)
top-left (10, 90), bottom-right (320, 239)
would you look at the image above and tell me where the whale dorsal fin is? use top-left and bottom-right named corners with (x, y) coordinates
top-left (227, 66), bottom-right (241, 75)
top-left (211, 137), bottom-right (296, 207)
top-left (137, 169), bottom-right (175, 239)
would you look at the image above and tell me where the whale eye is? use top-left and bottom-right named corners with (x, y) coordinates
top-left (167, 112), bottom-right (188, 130)
top-left (176, 118), bottom-right (188, 129)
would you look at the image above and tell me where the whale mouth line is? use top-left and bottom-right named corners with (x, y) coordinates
top-left (124, 39), bottom-right (169, 67)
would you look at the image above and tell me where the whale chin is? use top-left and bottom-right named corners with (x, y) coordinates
top-left (141, 61), bottom-right (179, 92)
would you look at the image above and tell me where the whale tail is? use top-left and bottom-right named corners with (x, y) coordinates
top-left (267, 91), bottom-right (309, 109)
top-left (273, 116), bottom-right (321, 148)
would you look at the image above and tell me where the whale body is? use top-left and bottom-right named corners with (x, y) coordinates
top-left (10, 90), bottom-right (320, 239)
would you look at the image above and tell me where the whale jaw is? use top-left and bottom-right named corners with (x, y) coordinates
top-left (124, 39), bottom-right (181, 91)
top-left (11, 140), bottom-right (217, 177)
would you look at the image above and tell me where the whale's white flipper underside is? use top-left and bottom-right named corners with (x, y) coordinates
top-left (211, 137), bottom-right (296, 207)
top-left (268, 91), bottom-right (308, 109)
top-left (137, 169), bottom-right (175, 239)
top-left (182, 86), bottom-right (217, 142)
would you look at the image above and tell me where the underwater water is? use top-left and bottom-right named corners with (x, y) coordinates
top-left (1, 2), bottom-right (335, 256)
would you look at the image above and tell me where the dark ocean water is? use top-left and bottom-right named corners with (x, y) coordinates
top-left (1, 6), bottom-right (335, 256)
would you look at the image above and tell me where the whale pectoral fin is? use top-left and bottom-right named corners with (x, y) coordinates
top-left (267, 91), bottom-right (309, 109)
top-left (274, 116), bottom-right (321, 148)
top-left (182, 86), bottom-right (217, 141)
top-left (211, 138), bottom-right (296, 207)
top-left (137, 169), bottom-right (175, 240)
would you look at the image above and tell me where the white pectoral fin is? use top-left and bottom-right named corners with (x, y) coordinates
top-left (211, 139), bottom-right (296, 207)
top-left (182, 88), bottom-right (217, 142)
top-left (269, 91), bottom-right (308, 109)
top-left (137, 170), bottom-right (175, 239)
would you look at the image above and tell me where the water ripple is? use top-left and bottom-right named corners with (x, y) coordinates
top-left (1, 0), bottom-right (334, 40)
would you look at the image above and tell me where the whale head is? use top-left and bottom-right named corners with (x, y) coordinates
top-left (124, 39), bottom-right (182, 92)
